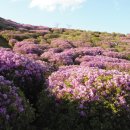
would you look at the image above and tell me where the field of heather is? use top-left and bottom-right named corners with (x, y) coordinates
top-left (0, 18), bottom-right (130, 130)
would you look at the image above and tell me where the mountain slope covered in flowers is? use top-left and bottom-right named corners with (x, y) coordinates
top-left (0, 17), bottom-right (130, 130)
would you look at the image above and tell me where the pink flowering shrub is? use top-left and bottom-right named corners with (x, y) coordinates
top-left (49, 53), bottom-right (74, 66)
top-left (75, 55), bottom-right (130, 72)
top-left (0, 76), bottom-right (34, 130)
top-left (75, 55), bottom-right (129, 64)
top-left (0, 49), bottom-right (45, 103)
top-left (50, 39), bottom-right (73, 49)
top-left (81, 61), bottom-right (130, 72)
top-left (40, 47), bottom-right (104, 66)
top-left (13, 41), bottom-right (43, 55)
top-left (103, 51), bottom-right (128, 59)
top-left (37, 66), bottom-right (130, 130)
top-left (48, 66), bottom-right (130, 106)
top-left (24, 53), bottom-right (40, 60)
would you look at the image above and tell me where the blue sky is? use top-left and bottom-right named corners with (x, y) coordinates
top-left (0, 0), bottom-right (130, 34)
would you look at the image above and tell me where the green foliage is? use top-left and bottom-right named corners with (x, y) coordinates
top-left (82, 76), bottom-right (89, 83)
top-left (97, 75), bottom-right (113, 82)
top-left (64, 80), bottom-right (72, 88)
top-left (90, 36), bottom-right (101, 45)
top-left (44, 33), bottom-right (60, 40)
top-left (37, 36), bottom-right (47, 44)
top-left (0, 36), bottom-right (10, 47)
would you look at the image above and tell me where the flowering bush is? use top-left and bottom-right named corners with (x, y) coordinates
top-left (80, 61), bottom-right (130, 72)
top-left (36, 60), bottom-right (56, 77)
top-left (0, 49), bottom-right (45, 103)
top-left (13, 41), bottom-right (43, 55)
top-left (0, 76), bottom-right (34, 130)
top-left (36, 66), bottom-right (130, 130)
top-left (40, 48), bottom-right (63, 60)
top-left (40, 47), bottom-right (104, 66)
top-left (48, 66), bottom-right (130, 105)
top-left (75, 55), bottom-right (130, 72)
top-left (50, 39), bottom-right (73, 49)
top-left (49, 53), bottom-right (74, 66)
top-left (103, 51), bottom-right (128, 59)
top-left (67, 47), bottom-right (103, 57)
top-left (24, 53), bottom-right (40, 60)
top-left (75, 55), bottom-right (129, 64)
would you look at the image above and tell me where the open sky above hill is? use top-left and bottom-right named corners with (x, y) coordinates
top-left (0, 0), bottom-right (130, 34)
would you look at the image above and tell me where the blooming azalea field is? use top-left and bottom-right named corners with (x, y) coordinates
top-left (0, 17), bottom-right (130, 130)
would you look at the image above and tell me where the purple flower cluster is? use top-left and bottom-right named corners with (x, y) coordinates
top-left (0, 48), bottom-right (44, 78)
top-left (40, 46), bottom-right (130, 73)
top-left (59, 47), bottom-right (103, 59)
top-left (48, 66), bottom-right (130, 113)
top-left (41, 48), bottom-right (63, 60)
top-left (13, 41), bottom-right (44, 55)
top-left (36, 60), bottom-right (55, 75)
top-left (102, 51), bottom-right (127, 59)
top-left (24, 53), bottom-right (40, 60)
top-left (75, 55), bottom-right (130, 71)
top-left (0, 76), bottom-right (24, 126)
top-left (49, 53), bottom-right (74, 66)
top-left (0, 48), bottom-right (45, 102)
top-left (41, 47), bottom-right (104, 66)
top-left (50, 39), bottom-right (73, 49)
top-left (81, 61), bottom-right (130, 72)
top-left (75, 55), bottom-right (129, 64)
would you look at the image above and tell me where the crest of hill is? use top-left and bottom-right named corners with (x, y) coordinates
top-left (0, 17), bottom-right (50, 31)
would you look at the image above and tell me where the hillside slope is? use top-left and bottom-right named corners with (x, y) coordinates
top-left (0, 17), bottom-right (18, 30)
top-left (0, 16), bottom-right (130, 130)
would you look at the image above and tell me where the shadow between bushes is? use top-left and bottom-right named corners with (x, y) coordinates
top-left (34, 89), bottom-right (130, 130)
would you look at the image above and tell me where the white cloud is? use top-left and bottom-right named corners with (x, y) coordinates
top-left (29, 0), bottom-right (86, 11)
